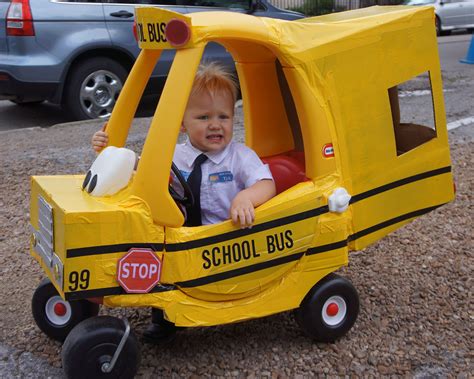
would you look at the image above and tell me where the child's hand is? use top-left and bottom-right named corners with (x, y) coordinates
top-left (91, 124), bottom-right (108, 153)
top-left (230, 192), bottom-right (255, 229)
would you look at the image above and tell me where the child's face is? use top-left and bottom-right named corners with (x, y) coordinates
top-left (181, 88), bottom-right (234, 153)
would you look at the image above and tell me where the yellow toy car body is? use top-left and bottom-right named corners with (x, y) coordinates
top-left (29, 5), bottom-right (454, 376)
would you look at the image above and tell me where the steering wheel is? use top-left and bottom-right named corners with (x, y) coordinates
top-left (169, 162), bottom-right (194, 208)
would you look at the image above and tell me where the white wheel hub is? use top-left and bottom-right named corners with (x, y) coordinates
top-left (45, 296), bottom-right (72, 326)
top-left (322, 295), bottom-right (347, 326)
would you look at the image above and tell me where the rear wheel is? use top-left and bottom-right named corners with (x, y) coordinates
top-left (295, 273), bottom-right (359, 342)
top-left (32, 278), bottom-right (99, 342)
top-left (63, 57), bottom-right (127, 120)
top-left (62, 316), bottom-right (140, 379)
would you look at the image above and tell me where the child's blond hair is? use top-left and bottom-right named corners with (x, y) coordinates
top-left (190, 62), bottom-right (238, 105)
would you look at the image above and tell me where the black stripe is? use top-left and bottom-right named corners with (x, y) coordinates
top-left (175, 252), bottom-right (306, 288)
top-left (64, 283), bottom-right (176, 301)
top-left (348, 204), bottom-right (442, 241)
top-left (67, 243), bottom-right (164, 259)
top-left (166, 206), bottom-right (328, 252)
top-left (350, 166), bottom-right (451, 204)
top-left (307, 240), bottom-right (348, 255)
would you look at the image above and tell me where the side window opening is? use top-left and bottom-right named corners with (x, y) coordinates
top-left (275, 60), bottom-right (304, 153)
top-left (389, 72), bottom-right (437, 156)
top-left (260, 59), bottom-right (307, 195)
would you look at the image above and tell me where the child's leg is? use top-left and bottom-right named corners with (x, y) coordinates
top-left (142, 308), bottom-right (179, 344)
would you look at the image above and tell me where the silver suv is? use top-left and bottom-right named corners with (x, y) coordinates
top-left (0, 0), bottom-right (303, 120)
top-left (404, 0), bottom-right (474, 35)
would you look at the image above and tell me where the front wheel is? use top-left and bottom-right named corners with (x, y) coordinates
top-left (295, 273), bottom-right (359, 342)
top-left (63, 57), bottom-right (128, 120)
top-left (32, 278), bottom-right (99, 342)
top-left (436, 16), bottom-right (451, 36)
top-left (62, 316), bottom-right (140, 379)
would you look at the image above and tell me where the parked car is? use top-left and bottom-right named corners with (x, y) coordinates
top-left (405, 0), bottom-right (474, 35)
top-left (0, 0), bottom-right (303, 120)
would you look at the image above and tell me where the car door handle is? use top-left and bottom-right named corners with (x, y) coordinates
top-left (110, 10), bottom-right (134, 18)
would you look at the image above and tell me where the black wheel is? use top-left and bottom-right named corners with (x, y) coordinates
top-left (435, 16), bottom-right (441, 36)
top-left (64, 57), bottom-right (128, 120)
top-left (296, 273), bottom-right (359, 342)
top-left (436, 16), bottom-right (451, 36)
top-left (32, 278), bottom-right (99, 342)
top-left (62, 316), bottom-right (140, 379)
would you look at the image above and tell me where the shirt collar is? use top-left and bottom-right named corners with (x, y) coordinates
top-left (184, 138), bottom-right (233, 165)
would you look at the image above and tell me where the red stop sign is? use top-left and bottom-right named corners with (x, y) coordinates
top-left (117, 248), bottom-right (162, 293)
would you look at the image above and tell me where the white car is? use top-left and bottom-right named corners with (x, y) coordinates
top-left (405, 0), bottom-right (474, 35)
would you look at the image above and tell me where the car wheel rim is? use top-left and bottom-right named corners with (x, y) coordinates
top-left (45, 296), bottom-right (72, 326)
top-left (80, 70), bottom-right (122, 119)
top-left (322, 295), bottom-right (346, 326)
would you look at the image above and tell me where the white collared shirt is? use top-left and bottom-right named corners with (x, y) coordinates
top-left (172, 139), bottom-right (273, 225)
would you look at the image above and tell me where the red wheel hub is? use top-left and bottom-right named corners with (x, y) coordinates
top-left (54, 302), bottom-right (67, 316)
top-left (326, 302), bottom-right (339, 317)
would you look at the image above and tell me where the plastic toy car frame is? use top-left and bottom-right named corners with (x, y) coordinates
top-left (29, 5), bottom-right (455, 378)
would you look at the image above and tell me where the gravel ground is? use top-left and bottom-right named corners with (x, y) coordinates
top-left (0, 108), bottom-right (472, 378)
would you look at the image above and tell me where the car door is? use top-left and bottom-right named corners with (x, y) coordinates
top-left (162, 182), bottom-right (322, 302)
top-left (437, 0), bottom-right (467, 28)
top-left (104, 0), bottom-right (188, 80)
top-left (0, 0), bottom-right (10, 53)
top-left (460, 0), bottom-right (474, 26)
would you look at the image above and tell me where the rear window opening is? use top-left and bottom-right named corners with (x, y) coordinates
top-left (388, 72), bottom-right (437, 156)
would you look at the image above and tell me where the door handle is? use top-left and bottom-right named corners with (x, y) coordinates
top-left (110, 10), bottom-right (134, 18)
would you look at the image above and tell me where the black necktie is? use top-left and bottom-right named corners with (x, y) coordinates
top-left (186, 153), bottom-right (208, 226)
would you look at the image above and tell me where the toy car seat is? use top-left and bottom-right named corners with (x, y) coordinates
top-left (262, 152), bottom-right (308, 194)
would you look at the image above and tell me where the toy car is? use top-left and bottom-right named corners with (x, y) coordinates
top-left (29, 5), bottom-right (455, 378)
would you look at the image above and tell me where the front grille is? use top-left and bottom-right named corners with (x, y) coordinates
top-left (36, 195), bottom-right (54, 264)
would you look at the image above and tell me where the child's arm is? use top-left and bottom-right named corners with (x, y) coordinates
top-left (91, 124), bottom-right (109, 153)
top-left (230, 179), bottom-right (276, 228)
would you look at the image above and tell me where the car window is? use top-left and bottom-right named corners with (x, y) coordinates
top-left (184, 0), bottom-right (250, 8)
top-left (404, 0), bottom-right (435, 4)
top-left (100, 1), bottom-right (179, 3)
top-left (100, 0), bottom-right (250, 6)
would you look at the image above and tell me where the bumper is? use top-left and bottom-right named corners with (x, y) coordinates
top-left (0, 72), bottom-right (59, 102)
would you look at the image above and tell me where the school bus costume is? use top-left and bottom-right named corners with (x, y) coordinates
top-left (29, 5), bottom-right (454, 378)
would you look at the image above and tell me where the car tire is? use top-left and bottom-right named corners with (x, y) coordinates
top-left (436, 16), bottom-right (451, 36)
top-left (62, 316), bottom-right (140, 379)
top-left (64, 57), bottom-right (128, 121)
top-left (435, 16), bottom-right (441, 36)
top-left (32, 278), bottom-right (100, 342)
top-left (295, 273), bottom-right (359, 342)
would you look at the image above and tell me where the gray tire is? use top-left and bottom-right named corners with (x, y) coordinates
top-left (64, 57), bottom-right (127, 120)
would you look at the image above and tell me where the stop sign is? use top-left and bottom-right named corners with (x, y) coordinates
top-left (117, 248), bottom-right (162, 293)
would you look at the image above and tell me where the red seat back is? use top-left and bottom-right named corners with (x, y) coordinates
top-left (262, 153), bottom-right (308, 195)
